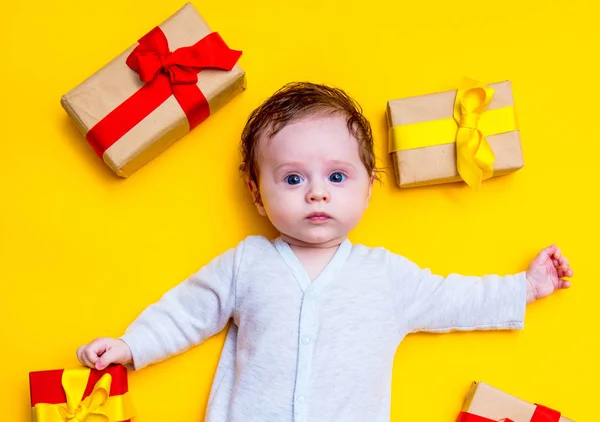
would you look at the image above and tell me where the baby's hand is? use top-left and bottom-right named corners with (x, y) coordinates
top-left (526, 245), bottom-right (573, 303)
top-left (77, 338), bottom-right (132, 371)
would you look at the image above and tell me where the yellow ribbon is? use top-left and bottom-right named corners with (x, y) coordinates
top-left (453, 78), bottom-right (495, 189)
top-left (389, 78), bottom-right (518, 189)
top-left (33, 368), bottom-right (135, 422)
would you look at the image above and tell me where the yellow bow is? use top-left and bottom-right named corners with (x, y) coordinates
top-left (453, 78), bottom-right (496, 189)
top-left (33, 368), bottom-right (134, 422)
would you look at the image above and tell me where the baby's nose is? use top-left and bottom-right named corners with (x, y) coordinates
top-left (307, 187), bottom-right (329, 202)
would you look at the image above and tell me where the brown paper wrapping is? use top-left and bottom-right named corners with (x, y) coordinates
top-left (386, 81), bottom-right (523, 188)
top-left (61, 3), bottom-right (246, 177)
top-left (461, 382), bottom-right (574, 422)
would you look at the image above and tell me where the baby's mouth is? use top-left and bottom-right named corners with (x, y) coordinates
top-left (306, 212), bottom-right (331, 222)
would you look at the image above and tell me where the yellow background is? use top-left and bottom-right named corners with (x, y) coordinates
top-left (1, 0), bottom-right (597, 420)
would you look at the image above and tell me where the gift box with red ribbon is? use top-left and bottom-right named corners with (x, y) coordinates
top-left (61, 2), bottom-right (245, 177)
top-left (457, 382), bottom-right (573, 422)
top-left (29, 365), bottom-right (135, 421)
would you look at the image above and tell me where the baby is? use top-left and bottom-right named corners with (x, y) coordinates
top-left (77, 82), bottom-right (573, 422)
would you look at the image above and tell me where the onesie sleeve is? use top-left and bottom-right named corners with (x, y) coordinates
top-left (119, 240), bottom-right (245, 370)
top-left (388, 252), bottom-right (527, 335)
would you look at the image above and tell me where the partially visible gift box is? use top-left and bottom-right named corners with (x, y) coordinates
top-left (457, 381), bottom-right (573, 422)
top-left (386, 79), bottom-right (524, 189)
top-left (61, 2), bottom-right (245, 177)
top-left (29, 364), bottom-right (134, 422)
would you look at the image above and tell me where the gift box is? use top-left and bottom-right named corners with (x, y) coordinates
top-left (386, 79), bottom-right (524, 189)
top-left (61, 2), bottom-right (245, 177)
top-left (457, 381), bottom-right (573, 422)
top-left (29, 365), bottom-right (135, 421)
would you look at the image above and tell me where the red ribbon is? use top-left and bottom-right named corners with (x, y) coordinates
top-left (457, 413), bottom-right (514, 422)
top-left (457, 404), bottom-right (562, 422)
top-left (85, 27), bottom-right (242, 157)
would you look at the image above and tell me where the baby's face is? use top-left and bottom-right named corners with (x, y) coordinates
top-left (253, 113), bottom-right (373, 247)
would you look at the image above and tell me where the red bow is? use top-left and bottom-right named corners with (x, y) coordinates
top-left (457, 404), bottom-right (562, 422)
top-left (126, 27), bottom-right (240, 85)
top-left (86, 27), bottom-right (241, 157)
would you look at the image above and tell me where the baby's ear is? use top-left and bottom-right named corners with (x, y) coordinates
top-left (247, 180), bottom-right (267, 216)
top-left (366, 172), bottom-right (376, 203)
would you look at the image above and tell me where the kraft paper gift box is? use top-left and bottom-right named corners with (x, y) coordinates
top-left (61, 3), bottom-right (246, 177)
top-left (29, 365), bottom-right (135, 421)
top-left (457, 381), bottom-right (574, 422)
top-left (386, 79), bottom-right (524, 189)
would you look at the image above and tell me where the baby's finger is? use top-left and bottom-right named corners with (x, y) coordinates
top-left (558, 255), bottom-right (569, 268)
top-left (534, 245), bottom-right (557, 266)
top-left (76, 346), bottom-right (84, 364)
top-left (85, 338), bottom-right (108, 363)
top-left (96, 347), bottom-right (124, 370)
top-left (556, 258), bottom-right (571, 271)
top-left (540, 245), bottom-right (557, 257)
top-left (552, 247), bottom-right (563, 261)
top-left (87, 337), bottom-right (108, 354)
top-left (77, 346), bottom-right (94, 368)
top-left (558, 279), bottom-right (571, 289)
top-left (85, 348), bottom-right (100, 366)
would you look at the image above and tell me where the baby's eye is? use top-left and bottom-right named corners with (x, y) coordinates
top-left (329, 172), bottom-right (346, 183)
top-left (285, 174), bottom-right (304, 185)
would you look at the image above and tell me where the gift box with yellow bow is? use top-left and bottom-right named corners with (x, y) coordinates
top-left (386, 79), bottom-right (524, 189)
top-left (61, 3), bottom-right (246, 178)
top-left (29, 365), bottom-right (135, 422)
top-left (457, 381), bottom-right (573, 422)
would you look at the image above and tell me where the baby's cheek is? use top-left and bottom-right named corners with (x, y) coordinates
top-left (341, 192), bottom-right (363, 208)
top-left (270, 203), bottom-right (296, 225)
top-left (342, 197), bottom-right (368, 222)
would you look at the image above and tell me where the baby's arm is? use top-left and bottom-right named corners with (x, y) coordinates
top-left (391, 253), bottom-right (526, 334)
top-left (77, 242), bottom-right (244, 371)
top-left (390, 245), bottom-right (572, 335)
